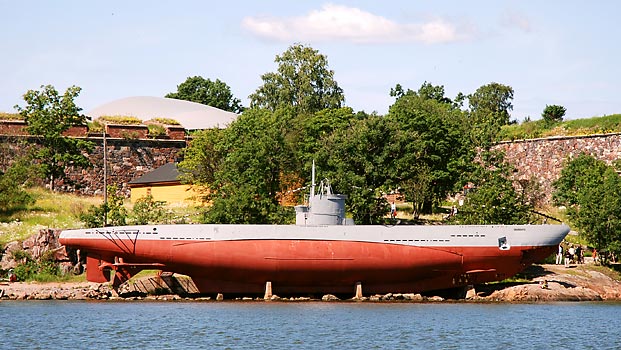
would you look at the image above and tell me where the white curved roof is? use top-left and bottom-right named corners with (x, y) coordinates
top-left (87, 96), bottom-right (238, 130)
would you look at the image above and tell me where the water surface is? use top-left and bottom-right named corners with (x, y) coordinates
top-left (1, 301), bottom-right (619, 349)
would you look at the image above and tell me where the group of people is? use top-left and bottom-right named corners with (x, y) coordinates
top-left (556, 242), bottom-right (585, 266)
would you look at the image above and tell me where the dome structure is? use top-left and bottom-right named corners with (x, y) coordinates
top-left (87, 96), bottom-right (238, 130)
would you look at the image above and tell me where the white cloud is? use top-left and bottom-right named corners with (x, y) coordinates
top-left (242, 4), bottom-right (468, 44)
top-left (500, 10), bottom-right (532, 32)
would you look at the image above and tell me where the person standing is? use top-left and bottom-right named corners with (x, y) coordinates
top-left (556, 245), bottom-right (563, 265)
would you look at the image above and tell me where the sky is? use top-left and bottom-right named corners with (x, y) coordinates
top-left (1, 1), bottom-right (620, 120)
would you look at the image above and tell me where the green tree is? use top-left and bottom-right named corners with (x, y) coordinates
top-left (552, 154), bottom-right (609, 206)
top-left (178, 128), bottom-right (225, 190)
top-left (451, 151), bottom-right (532, 225)
top-left (292, 107), bottom-right (361, 178)
top-left (541, 104), bottom-right (566, 124)
top-left (553, 154), bottom-right (621, 263)
top-left (166, 76), bottom-right (244, 113)
top-left (15, 85), bottom-right (93, 191)
top-left (388, 83), bottom-right (472, 214)
top-left (317, 115), bottom-right (400, 224)
top-left (249, 44), bottom-right (344, 114)
top-left (468, 82), bottom-right (514, 147)
top-left (200, 108), bottom-right (294, 224)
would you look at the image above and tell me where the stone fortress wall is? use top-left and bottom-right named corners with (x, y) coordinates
top-left (493, 133), bottom-right (621, 204)
top-left (1, 119), bottom-right (620, 202)
top-left (0, 120), bottom-right (186, 196)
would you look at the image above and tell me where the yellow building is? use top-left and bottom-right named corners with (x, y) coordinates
top-left (128, 163), bottom-right (203, 205)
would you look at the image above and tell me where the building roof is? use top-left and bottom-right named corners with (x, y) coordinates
top-left (128, 163), bottom-right (181, 186)
top-left (87, 96), bottom-right (238, 130)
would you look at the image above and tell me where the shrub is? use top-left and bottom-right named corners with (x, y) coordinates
top-left (152, 118), bottom-right (180, 125)
top-left (79, 184), bottom-right (127, 227)
top-left (97, 115), bottom-right (143, 125)
top-left (0, 112), bottom-right (24, 121)
top-left (132, 194), bottom-right (168, 224)
top-left (11, 249), bottom-right (62, 281)
top-left (147, 124), bottom-right (167, 137)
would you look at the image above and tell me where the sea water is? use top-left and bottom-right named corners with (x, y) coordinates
top-left (1, 301), bottom-right (619, 350)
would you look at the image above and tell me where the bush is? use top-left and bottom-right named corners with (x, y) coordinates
top-left (147, 124), bottom-right (167, 137)
top-left (97, 115), bottom-right (143, 125)
top-left (11, 249), bottom-right (62, 282)
top-left (151, 118), bottom-right (180, 125)
top-left (79, 184), bottom-right (127, 227)
top-left (132, 194), bottom-right (168, 224)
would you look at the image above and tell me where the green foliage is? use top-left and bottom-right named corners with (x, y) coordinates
top-left (499, 114), bottom-right (621, 140)
top-left (151, 118), bottom-right (180, 125)
top-left (293, 107), bottom-right (361, 177)
top-left (467, 82), bottom-right (514, 147)
top-left (79, 185), bottom-right (127, 227)
top-left (131, 194), bottom-right (167, 224)
top-left (166, 76), bottom-right (244, 113)
top-left (0, 112), bottom-right (24, 120)
top-left (249, 44), bottom-right (344, 114)
top-left (386, 83), bottom-right (473, 217)
top-left (179, 128), bottom-right (225, 189)
top-left (553, 154), bottom-right (621, 263)
top-left (542, 104), bottom-right (566, 124)
top-left (318, 115), bottom-right (402, 224)
top-left (11, 249), bottom-right (62, 282)
top-left (450, 151), bottom-right (533, 225)
top-left (97, 115), bottom-right (143, 125)
top-left (200, 109), bottom-right (294, 224)
top-left (14, 85), bottom-right (93, 190)
top-left (88, 120), bottom-right (105, 133)
top-left (147, 124), bottom-right (167, 137)
top-left (0, 157), bottom-right (38, 216)
top-left (499, 119), bottom-right (548, 140)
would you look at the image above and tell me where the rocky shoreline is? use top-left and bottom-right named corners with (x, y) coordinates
top-left (2, 263), bottom-right (620, 302)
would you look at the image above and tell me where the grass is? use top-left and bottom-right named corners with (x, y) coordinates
top-left (500, 114), bottom-right (621, 141)
top-left (0, 187), bottom-right (203, 246)
top-left (0, 188), bottom-right (100, 246)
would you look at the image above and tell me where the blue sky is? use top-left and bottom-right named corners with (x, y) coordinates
top-left (1, 1), bottom-right (619, 120)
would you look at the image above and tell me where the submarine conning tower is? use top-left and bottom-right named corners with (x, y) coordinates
top-left (294, 179), bottom-right (352, 226)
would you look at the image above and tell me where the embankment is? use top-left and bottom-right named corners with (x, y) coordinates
top-left (1, 263), bottom-right (619, 302)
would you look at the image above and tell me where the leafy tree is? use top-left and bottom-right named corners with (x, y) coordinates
top-left (317, 115), bottom-right (402, 224)
top-left (467, 82), bottom-right (514, 147)
top-left (291, 107), bottom-right (361, 178)
top-left (541, 104), bottom-right (566, 124)
top-left (451, 151), bottom-right (532, 225)
top-left (15, 85), bottom-right (93, 191)
top-left (178, 128), bottom-right (225, 191)
top-left (552, 154), bottom-right (609, 207)
top-left (249, 44), bottom-right (344, 114)
top-left (553, 154), bottom-right (621, 263)
top-left (388, 83), bottom-right (472, 214)
top-left (200, 109), bottom-right (295, 224)
top-left (571, 167), bottom-right (621, 263)
top-left (166, 76), bottom-right (244, 113)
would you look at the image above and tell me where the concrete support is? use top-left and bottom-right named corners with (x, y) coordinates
top-left (354, 282), bottom-right (363, 299)
top-left (216, 293), bottom-right (224, 301)
top-left (264, 281), bottom-right (273, 300)
top-left (465, 285), bottom-right (476, 299)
